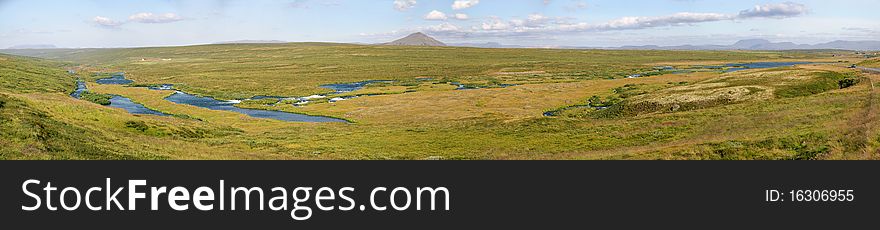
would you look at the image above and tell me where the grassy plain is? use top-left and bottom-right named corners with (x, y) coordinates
top-left (859, 58), bottom-right (880, 68)
top-left (2, 45), bottom-right (878, 160)
top-left (5, 43), bottom-right (829, 99)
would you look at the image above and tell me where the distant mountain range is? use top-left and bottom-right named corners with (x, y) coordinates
top-left (447, 42), bottom-right (530, 49)
top-left (427, 37), bottom-right (880, 51)
top-left (6, 44), bottom-right (57, 49)
top-left (213, 40), bottom-right (288, 44)
top-left (613, 39), bottom-right (880, 51)
top-left (382, 32), bottom-right (446, 46)
top-left (5, 37), bottom-right (879, 51)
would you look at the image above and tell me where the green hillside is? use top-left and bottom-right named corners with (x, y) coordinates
top-left (0, 53), bottom-right (74, 94)
top-left (0, 54), bottom-right (269, 159)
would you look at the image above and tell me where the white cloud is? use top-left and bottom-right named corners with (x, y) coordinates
top-left (842, 27), bottom-right (877, 33)
top-left (128, 13), bottom-right (184, 23)
top-left (480, 17), bottom-right (511, 30)
top-left (738, 2), bottom-right (808, 18)
top-left (468, 2), bottom-right (807, 34)
top-left (452, 0), bottom-right (479, 10)
top-left (453, 13), bottom-right (469, 20)
top-left (394, 0), bottom-right (417, 11)
top-left (92, 12), bottom-right (184, 29)
top-left (509, 14), bottom-right (551, 28)
top-left (473, 2), bottom-right (809, 34)
top-left (594, 12), bottom-right (733, 30)
top-left (426, 23), bottom-right (461, 32)
top-left (841, 27), bottom-right (880, 36)
top-left (528, 14), bottom-right (548, 23)
top-left (376, 1), bottom-right (814, 44)
top-left (92, 16), bottom-right (122, 28)
top-left (425, 10), bottom-right (448, 20)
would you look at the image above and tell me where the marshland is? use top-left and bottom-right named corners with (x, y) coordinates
top-left (2, 43), bottom-right (878, 159)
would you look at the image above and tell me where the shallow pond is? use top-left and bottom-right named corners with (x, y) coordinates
top-left (96, 74), bottom-right (134, 85)
top-left (108, 96), bottom-right (169, 116)
top-left (165, 91), bottom-right (348, 123)
top-left (148, 84), bottom-right (174, 90)
top-left (724, 62), bottom-right (812, 72)
top-left (71, 79), bottom-right (167, 116)
top-left (320, 80), bottom-right (394, 94)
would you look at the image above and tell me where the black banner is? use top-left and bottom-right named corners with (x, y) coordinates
top-left (0, 161), bottom-right (875, 229)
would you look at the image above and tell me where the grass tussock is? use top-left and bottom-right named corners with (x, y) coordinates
top-left (776, 71), bottom-right (859, 98)
top-left (610, 133), bottom-right (831, 160)
top-left (79, 91), bottom-right (112, 105)
top-left (858, 58), bottom-right (880, 68)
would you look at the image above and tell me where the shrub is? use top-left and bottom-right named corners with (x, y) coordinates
top-left (776, 71), bottom-right (853, 98)
top-left (838, 78), bottom-right (859, 89)
top-left (589, 97), bottom-right (735, 119)
top-left (171, 114), bottom-right (203, 121)
top-left (79, 92), bottom-right (112, 105)
top-left (125, 121), bottom-right (149, 132)
top-left (696, 133), bottom-right (830, 160)
top-left (172, 127), bottom-right (208, 139)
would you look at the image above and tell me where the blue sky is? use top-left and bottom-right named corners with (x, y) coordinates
top-left (1, 0), bottom-right (878, 48)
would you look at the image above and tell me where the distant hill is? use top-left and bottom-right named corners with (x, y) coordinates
top-left (814, 40), bottom-right (880, 50)
top-left (214, 40), bottom-right (287, 44)
top-left (6, 44), bottom-right (57, 49)
top-left (383, 32), bottom-right (446, 46)
top-left (731, 39), bottom-right (774, 49)
top-left (614, 39), bottom-right (880, 51)
top-left (448, 42), bottom-right (530, 49)
top-left (446, 39), bottom-right (880, 51)
top-left (448, 42), bottom-right (505, 48)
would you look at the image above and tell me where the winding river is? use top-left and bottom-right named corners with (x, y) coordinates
top-left (90, 74), bottom-right (348, 122)
top-left (95, 73), bottom-right (134, 84)
top-left (70, 79), bottom-right (168, 116)
top-left (70, 81), bottom-right (87, 98)
top-left (107, 96), bottom-right (169, 116)
top-left (165, 91), bottom-right (348, 123)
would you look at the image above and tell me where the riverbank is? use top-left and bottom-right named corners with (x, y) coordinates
top-left (90, 74), bottom-right (349, 123)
